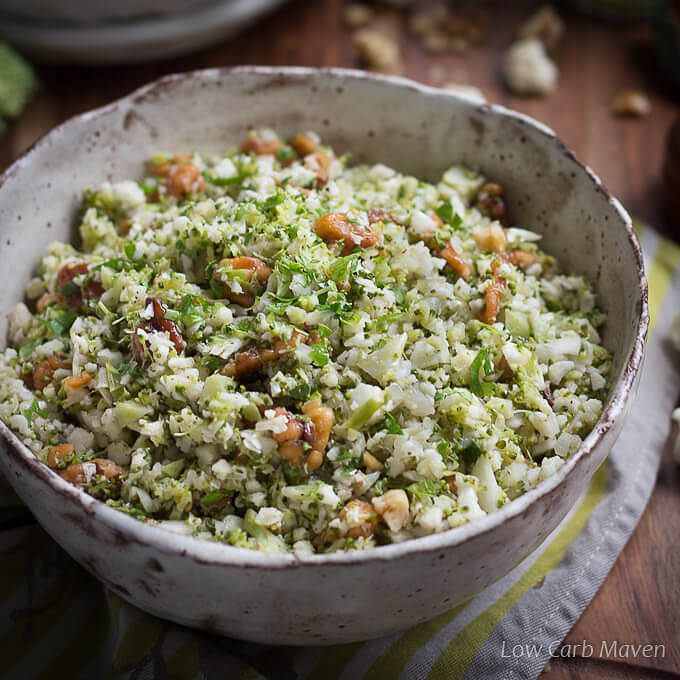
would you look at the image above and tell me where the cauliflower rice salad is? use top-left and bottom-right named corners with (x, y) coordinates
top-left (0, 130), bottom-right (611, 554)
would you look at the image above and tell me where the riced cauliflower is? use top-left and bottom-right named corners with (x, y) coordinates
top-left (0, 130), bottom-right (611, 553)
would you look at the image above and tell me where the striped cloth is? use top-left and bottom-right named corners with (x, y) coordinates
top-left (0, 223), bottom-right (678, 680)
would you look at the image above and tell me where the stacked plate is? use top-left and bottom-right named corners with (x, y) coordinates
top-left (0, 0), bottom-right (287, 64)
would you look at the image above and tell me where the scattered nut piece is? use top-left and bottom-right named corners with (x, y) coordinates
top-left (443, 83), bottom-right (486, 102)
top-left (64, 372), bottom-right (92, 389)
top-left (472, 223), bottom-right (507, 253)
top-left (449, 36), bottom-right (470, 55)
top-left (363, 451), bottom-right (384, 471)
top-left (439, 244), bottom-right (471, 279)
top-left (338, 499), bottom-right (379, 538)
top-left (476, 183), bottom-right (507, 223)
top-left (611, 90), bottom-right (651, 118)
top-left (507, 248), bottom-right (542, 270)
top-left (47, 443), bottom-right (74, 468)
top-left (503, 38), bottom-right (558, 96)
top-left (422, 31), bottom-right (449, 54)
top-left (290, 132), bottom-right (318, 157)
top-left (517, 5), bottom-right (564, 52)
top-left (445, 13), bottom-right (484, 43)
top-left (164, 162), bottom-right (204, 199)
top-left (344, 3), bottom-right (374, 29)
top-left (408, 12), bottom-right (435, 36)
top-left (36, 292), bottom-right (64, 313)
top-left (372, 489), bottom-right (410, 532)
top-left (353, 28), bottom-right (401, 74)
top-left (410, 6), bottom-right (483, 55)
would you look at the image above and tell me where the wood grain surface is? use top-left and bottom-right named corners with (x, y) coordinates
top-left (0, 1), bottom-right (678, 677)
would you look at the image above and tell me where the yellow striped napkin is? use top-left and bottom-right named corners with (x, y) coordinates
top-left (0, 224), bottom-right (677, 680)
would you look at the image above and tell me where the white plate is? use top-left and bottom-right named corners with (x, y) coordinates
top-left (0, 0), bottom-right (288, 64)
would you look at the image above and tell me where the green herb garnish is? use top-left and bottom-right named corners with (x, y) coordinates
top-left (460, 441), bottom-right (483, 467)
top-left (376, 412), bottom-right (403, 435)
top-left (469, 348), bottom-right (494, 397)
top-left (22, 399), bottom-right (47, 425)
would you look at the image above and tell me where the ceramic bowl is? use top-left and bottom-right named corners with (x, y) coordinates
top-left (0, 0), bottom-right (213, 25)
top-left (0, 0), bottom-right (288, 64)
top-left (0, 67), bottom-right (648, 645)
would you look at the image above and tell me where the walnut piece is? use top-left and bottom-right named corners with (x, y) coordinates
top-left (344, 3), bottom-right (374, 29)
top-left (517, 5), bottom-right (564, 52)
top-left (422, 31), bottom-right (449, 54)
top-left (611, 90), bottom-right (651, 118)
top-left (353, 28), bottom-right (401, 74)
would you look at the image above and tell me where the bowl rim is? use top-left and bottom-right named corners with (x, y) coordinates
top-left (0, 65), bottom-right (649, 569)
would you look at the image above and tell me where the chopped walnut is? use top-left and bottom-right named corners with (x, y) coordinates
top-left (47, 443), bottom-right (74, 468)
top-left (517, 5), bottom-right (564, 52)
top-left (221, 331), bottom-right (307, 379)
top-left (353, 28), bottom-right (401, 75)
top-left (132, 297), bottom-right (185, 365)
top-left (507, 248), bottom-right (542, 270)
top-left (165, 163), bottom-right (204, 199)
top-left (422, 31), bottom-right (449, 54)
top-left (31, 353), bottom-right (70, 390)
top-left (439, 244), bottom-right (471, 279)
top-left (476, 182), bottom-right (507, 223)
top-left (240, 136), bottom-right (285, 156)
top-left (612, 90), bottom-right (651, 118)
top-left (338, 499), bottom-right (378, 539)
top-left (444, 12), bottom-right (484, 43)
top-left (36, 292), bottom-right (65, 313)
top-left (314, 211), bottom-right (380, 255)
top-left (55, 262), bottom-right (102, 310)
top-left (449, 36), bottom-right (470, 55)
top-left (64, 372), bottom-right (92, 389)
top-left (480, 259), bottom-right (507, 325)
top-left (372, 489), bottom-right (410, 532)
top-left (290, 132), bottom-right (318, 157)
top-left (270, 407), bottom-right (304, 444)
top-left (363, 451), bottom-right (384, 471)
top-left (213, 256), bottom-right (271, 307)
top-left (59, 458), bottom-right (123, 487)
top-left (472, 222), bottom-right (507, 253)
top-left (408, 12), bottom-right (436, 37)
top-left (344, 3), bottom-right (374, 29)
top-left (302, 399), bottom-right (335, 470)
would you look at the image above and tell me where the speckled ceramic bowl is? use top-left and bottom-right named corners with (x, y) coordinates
top-left (0, 0), bottom-right (212, 24)
top-left (0, 67), bottom-right (647, 645)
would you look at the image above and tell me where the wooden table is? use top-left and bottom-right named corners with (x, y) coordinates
top-left (0, 1), bottom-right (678, 677)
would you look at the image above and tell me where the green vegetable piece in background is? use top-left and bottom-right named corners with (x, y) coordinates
top-left (0, 42), bottom-right (38, 132)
